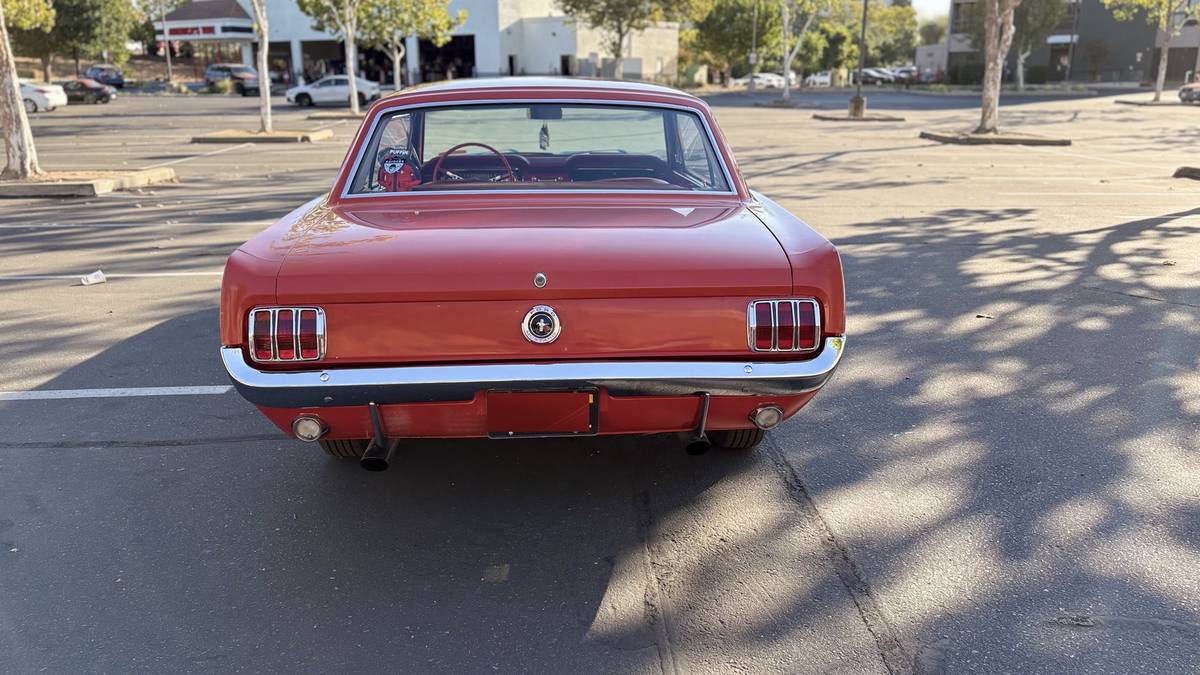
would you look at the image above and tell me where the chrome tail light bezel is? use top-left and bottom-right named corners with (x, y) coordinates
top-left (747, 299), bottom-right (821, 353)
top-left (248, 307), bottom-right (326, 363)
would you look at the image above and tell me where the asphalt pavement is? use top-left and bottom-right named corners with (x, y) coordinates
top-left (0, 91), bottom-right (1197, 673)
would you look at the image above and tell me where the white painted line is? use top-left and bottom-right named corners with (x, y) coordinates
top-left (0, 221), bottom-right (272, 230)
top-left (0, 386), bottom-right (232, 401)
top-left (0, 271), bottom-right (222, 280)
top-left (141, 143), bottom-right (253, 169)
top-left (998, 192), bottom-right (1200, 196)
top-left (993, 143), bottom-right (1163, 169)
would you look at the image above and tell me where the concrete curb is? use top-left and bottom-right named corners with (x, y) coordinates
top-left (751, 100), bottom-right (827, 110)
top-left (1114, 99), bottom-right (1183, 107)
top-left (813, 113), bottom-right (906, 122)
top-left (192, 129), bottom-right (334, 143)
top-left (306, 112), bottom-right (365, 120)
top-left (1173, 166), bottom-right (1200, 180)
top-left (919, 130), bottom-right (1071, 146)
top-left (0, 167), bottom-right (177, 198)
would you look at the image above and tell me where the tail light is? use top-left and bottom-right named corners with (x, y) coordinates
top-left (747, 299), bottom-right (820, 353)
top-left (247, 307), bottom-right (325, 362)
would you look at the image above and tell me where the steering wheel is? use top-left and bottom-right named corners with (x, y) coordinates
top-left (430, 142), bottom-right (517, 183)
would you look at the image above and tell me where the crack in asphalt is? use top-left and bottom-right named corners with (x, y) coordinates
top-left (765, 438), bottom-right (914, 675)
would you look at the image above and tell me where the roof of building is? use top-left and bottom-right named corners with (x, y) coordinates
top-left (386, 77), bottom-right (702, 103)
top-left (165, 0), bottom-right (251, 22)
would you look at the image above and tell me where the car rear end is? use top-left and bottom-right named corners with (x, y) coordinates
top-left (219, 84), bottom-right (846, 457)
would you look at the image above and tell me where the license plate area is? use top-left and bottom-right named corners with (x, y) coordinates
top-left (486, 389), bottom-right (598, 438)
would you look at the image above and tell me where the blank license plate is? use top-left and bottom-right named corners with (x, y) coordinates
top-left (486, 391), bottom-right (597, 438)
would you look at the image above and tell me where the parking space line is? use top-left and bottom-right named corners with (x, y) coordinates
top-left (141, 143), bottom-right (254, 169)
top-left (0, 272), bottom-right (223, 280)
top-left (0, 386), bottom-right (232, 401)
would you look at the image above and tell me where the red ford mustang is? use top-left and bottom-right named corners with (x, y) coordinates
top-left (220, 78), bottom-right (845, 470)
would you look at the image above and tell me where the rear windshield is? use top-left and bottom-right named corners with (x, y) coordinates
top-left (347, 103), bottom-right (731, 194)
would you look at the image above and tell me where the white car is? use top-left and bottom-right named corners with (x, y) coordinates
top-left (804, 71), bottom-right (832, 87)
top-left (730, 72), bottom-right (787, 89)
top-left (286, 75), bottom-right (381, 107)
top-left (20, 81), bottom-right (67, 113)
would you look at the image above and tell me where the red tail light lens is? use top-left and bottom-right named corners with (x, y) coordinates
top-left (248, 307), bottom-right (324, 362)
top-left (747, 299), bottom-right (820, 353)
top-left (275, 309), bottom-right (295, 360)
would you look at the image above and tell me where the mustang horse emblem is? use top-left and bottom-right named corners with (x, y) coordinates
top-left (522, 305), bottom-right (560, 344)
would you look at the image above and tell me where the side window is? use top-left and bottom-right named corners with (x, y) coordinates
top-left (351, 112), bottom-right (414, 193)
top-left (315, 79), bottom-right (331, 88)
top-left (675, 113), bottom-right (718, 188)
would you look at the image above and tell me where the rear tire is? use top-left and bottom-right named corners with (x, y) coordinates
top-left (358, 92), bottom-right (368, 106)
top-left (319, 438), bottom-right (368, 459)
top-left (296, 93), bottom-right (312, 107)
top-left (711, 428), bottom-right (765, 450)
top-left (23, 98), bottom-right (36, 113)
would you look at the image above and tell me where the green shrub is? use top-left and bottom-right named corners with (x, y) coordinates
top-left (927, 83), bottom-right (949, 93)
top-left (1026, 65), bottom-right (1049, 85)
top-left (948, 61), bottom-right (984, 85)
top-left (205, 78), bottom-right (234, 95)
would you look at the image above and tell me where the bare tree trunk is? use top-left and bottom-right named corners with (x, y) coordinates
top-left (161, 9), bottom-right (174, 82)
top-left (343, 25), bottom-right (360, 114)
top-left (251, 0), bottom-right (272, 133)
top-left (41, 56), bottom-right (51, 82)
top-left (611, 28), bottom-right (626, 80)
top-left (390, 35), bottom-right (405, 91)
top-left (976, 0), bottom-right (1017, 134)
top-left (1153, 45), bottom-right (1168, 102)
top-left (781, 1), bottom-right (791, 101)
top-left (0, 0), bottom-right (42, 178)
top-left (1017, 50), bottom-right (1027, 91)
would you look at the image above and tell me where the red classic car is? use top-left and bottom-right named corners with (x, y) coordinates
top-left (220, 78), bottom-right (845, 470)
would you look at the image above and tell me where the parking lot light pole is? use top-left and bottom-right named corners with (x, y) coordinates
top-left (849, 0), bottom-right (869, 118)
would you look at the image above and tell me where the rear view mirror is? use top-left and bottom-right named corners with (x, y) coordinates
top-left (528, 105), bottom-right (563, 120)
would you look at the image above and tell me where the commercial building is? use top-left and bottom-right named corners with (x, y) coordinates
top-left (156, 0), bottom-right (679, 86)
top-left (930, 0), bottom-right (1159, 84)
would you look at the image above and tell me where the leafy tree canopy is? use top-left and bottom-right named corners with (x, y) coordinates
top-left (688, 0), bottom-right (781, 75)
top-left (3, 0), bottom-right (54, 30)
top-left (360, 0), bottom-right (464, 52)
top-left (11, 0), bottom-right (137, 70)
top-left (962, 0), bottom-right (1065, 56)
top-left (918, 16), bottom-right (946, 45)
top-left (556, 0), bottom-right (693, 60)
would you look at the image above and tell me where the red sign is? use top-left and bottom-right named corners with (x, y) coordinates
top-left (168, 25), bottom-right (216, 36)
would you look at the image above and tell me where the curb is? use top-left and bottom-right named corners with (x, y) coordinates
top-left (192, 129), bottom-right (335, 143)
top-left (1114, 99), bottom-right (1183, 107)
top-left (919, 130), bottom-right (1071, 146)
top-left (813, 113), bottom-right (906, 122)
top-left (0, 167), bottom-right (177, 198)
top-left (306, 112), bottom-right (365, 120)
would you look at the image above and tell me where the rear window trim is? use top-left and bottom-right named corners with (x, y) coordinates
top-left (338, 98), bottom-right (739, 200)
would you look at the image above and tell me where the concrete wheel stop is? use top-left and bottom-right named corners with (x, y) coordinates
top-left (0, 168), bottom-right (178, 198)
top-left (192, 129), bottom-right (334, 143)
top-left (919, 130), bottom-right (1071, 146)
top-left (1173, 167), bottom-right (1200, 180)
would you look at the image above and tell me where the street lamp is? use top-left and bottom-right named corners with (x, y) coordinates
top-left (850, 0), bottom-right (869, 118)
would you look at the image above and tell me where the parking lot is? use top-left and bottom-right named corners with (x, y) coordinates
top-left (1, 91), bottom-right (1198, 673)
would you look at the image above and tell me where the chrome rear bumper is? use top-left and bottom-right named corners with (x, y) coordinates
top-left (221, 337), bottom-right (845, 408)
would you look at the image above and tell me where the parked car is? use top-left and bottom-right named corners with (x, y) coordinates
top-left (890, 66), bottom-right (918, 83)
top-left (83, 64), bottom-right (124, 89)
top-left (204, 63), bottom-right (257, 92)
top-left (219, 78), bottom-right (847, 468)
top-left (19, 81), bottom-right (67, 113)
top-left (852, 68), bottom-right (895, 85)
top-left (285, 75), bottom-right (381, 107)
top-left (240, 70), bottom-right (287, 97)
top-left (730, 72), bottom-right (786, 88)
top-left (62, 78), bottom-right (115, 104)
top-left (804, 71), bottom-right (832, 87)
top-left (1179, 82), bottom-right (1200, 103)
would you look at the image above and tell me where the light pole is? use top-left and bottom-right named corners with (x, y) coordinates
top-left (749, 0), bottom-right (759, 91)
top-left (850, 0), bottom-right (869, 117)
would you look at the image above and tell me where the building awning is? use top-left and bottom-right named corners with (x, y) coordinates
top-left (1046, 34), bottom-right (1078, 45)
top-left (154, 0), bottom-right (254, 43)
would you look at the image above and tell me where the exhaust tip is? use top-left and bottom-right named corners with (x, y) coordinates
top-left (685, 438), bottom-right (711, 455)
top-left (360, 455), bottom-right (390, 472)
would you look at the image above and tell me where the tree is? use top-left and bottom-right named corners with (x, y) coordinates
top-left (1102, 0), bottom-right (1198, 101)
top-left (556, 0), bottom-right (684, 77)
top-left (778, 0), bottom-right (834, 100)
top-left (918, 16), bottom-right (945, 46)
top-left (360, 0), bottom-right (464, 90)
top-left (690, 0), bottom-right (780, 84)
top-left (1082, 38), bottom-right (1108, 81)
top-left (11, 0), bottom-right (137, 81)
top-left (963, 0), bottom-right (1064, 90)
top-left (248, 0), bottom-right (271, 132)
top-left (970, 0), bottom-right (1021, 133)
top-left (1, 0), bottom-right (54, 179)
top-left (297, 0), bottom-right (370, 113)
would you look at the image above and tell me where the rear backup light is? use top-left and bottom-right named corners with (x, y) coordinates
top-left (248, 307), bottom-right (324, 362)
top-left (747, 299), bottom-right (820, 353)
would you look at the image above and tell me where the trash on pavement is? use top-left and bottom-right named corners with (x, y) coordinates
top-left (80, 270), bottom-right (107, 286)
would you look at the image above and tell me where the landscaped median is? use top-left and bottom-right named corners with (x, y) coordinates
top-left (191, 129), bottom-right (334, 144)
top-left (0, 168), bottom-right (177, 198)
top-left (919, 130), bottom-right (1071, 146)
